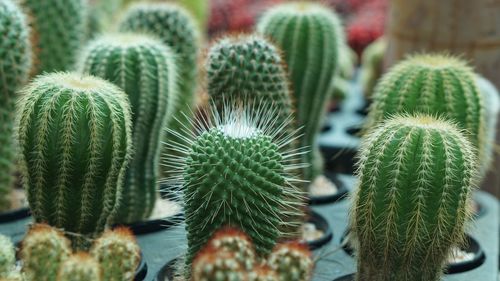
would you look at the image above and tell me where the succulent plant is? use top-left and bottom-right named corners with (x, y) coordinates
top-left (86, 0), bottom-right (123, 39)
top-left (90, 227), bottom-right (141, 281)
top-left (257, 2), bottom-right (342, 182)
top-left (79, 33), bottom-right (178, 223)
top-left (0, 0), bottom-right (32, 211)
top-left (18, 0), bottom-right (86, 73)
top-left (267, 242), bottom-right (313, 281)
top-left (366, 54), bottom-right (486, 173)
top-left (360, 37), bottom-right (386, 98)
top-left (0, 235), bottom-right (15, 278)
top-left (191, 248), bottom-right (245, 281)
top-left (204, 227), bottom-right (256, 271)
top-left (248, 265), bottom-right (279, 281)
top-left (16, 73), bottom-right (132, 245)
top-left (21, 224), bottom-right (72, 281)
top-left (57, 253), bottom-right (102, 281)
top-left (118, 2), bottom-right (200, 179)
top-left (351, 115), bottom-right (476, 281)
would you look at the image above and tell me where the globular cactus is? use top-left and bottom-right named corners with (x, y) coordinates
top-left (86, 0), bottom-right (123, 39)
top-left (118, 2), bottom-right (199, 179)
top-left (365, 54), bottom-right (486, 176)
top-left (57, 253), bottom-right (102, 281)
top-left (78, 33), bottom-right (178, 223)
top-left (257, 2), bottom-right (342, 182)
top-left (21, 224), bottom-right (72, 281)
top-left (351, 115), bottom-right (476, 281)
top-left (204, 227), bottom-right (256, 271)
top-left (18, 0), bottom-right (86, 73)
top-left (267, 242), bottom-right (313, 281)
top-left (90, 227), bottom-right (141, 281)
top-left (248, 265), bottom-right (279, 281)
top-left (0, 0), bottom-right (32, 211)
top-left (0, 235), bottom-right (15, 278)
top-left (16, 73), bottom-right (132, 244)
top-left (191, 249), bottom-right (245, 281)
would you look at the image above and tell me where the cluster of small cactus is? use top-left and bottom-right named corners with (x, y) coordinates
top-left (0, 235), bottom-right (19, 280)
top-left (78, 33), bottom-right (178, 224)
top-left (0, 0), bottom-right (32, 211)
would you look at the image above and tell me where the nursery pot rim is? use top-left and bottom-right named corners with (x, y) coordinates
top-left (308, 172), bottom-right (349, 205)
top-left (306, 210), bottom-right (333, 250)
top-left (0, 206), bottom-right (30, 224)
top-left (135, 251), bottom-right (148, 281)
top-left (115, 212), bottom-right (184, 235)
top-left (155, 257), bottom-right (179, 281)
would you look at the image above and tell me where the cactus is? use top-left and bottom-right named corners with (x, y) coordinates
top-left (0, 235), bottom-right (15, 278)
top-left (78, 33), bottom-right (178, 223)
top-left (86, 0), bottom-right (123, 39)
top-left (351, 115), bottom-right (476, 281)
top-left (267, 242), bottom-right (313, 281)
top-left (57, 253), bottom-right (102, 281)
top-left (248, 265), bottom-right (279, 281)
top-left (360, 37), bottom-right (386, 98)
top-left (365, 54), bottom-right (486, 168)
top-left (0, 0), bottom-right (32, 211)
top-left (21, 224), bottom-right (72, 281)
top-left (90, 227), bottom-right (141, 281)
top-left (118, 2), bottom-right (199, 179)
top-left (191, 248), bottom-right (245, 281)
top-left (18, 0), bottom-right (86, 73)
top-left (204, 227), bottom-right (256, 271)
top-left (16, 73), bottom-right (132, 244)
top-left (257, 2), bottom-right (342, 182)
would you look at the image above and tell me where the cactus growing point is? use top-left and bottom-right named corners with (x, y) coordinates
top-left (57, 253), bottom-right (102, 281)
top-left (267, 242), bottom-right (313, 281)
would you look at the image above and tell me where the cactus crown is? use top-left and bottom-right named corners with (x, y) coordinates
top-left (351, 115), bottom-right (477, 281)
top-left (57, 253), bottom-right (102, 281)
top-left (267, 242), bottom-right (313, 281)
top-left (205, 227), bottom-right (256, 271)
top-left (192, 248), bottom-right (245, 281)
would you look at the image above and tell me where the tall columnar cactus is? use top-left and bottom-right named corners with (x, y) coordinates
top-left (18, 0), bottom-right (86, 73)
top-left (365, 54), bottom-right (486, 172)
top-left (267, 242), bottom-right (313, 281)
top-left (16, 73), bottom-right (132, 243)
top-left (258, 2), bottom-right (342, 181)
top-left (351, 115), bottom-right (476, 281)
top-left (78, 33), bottom-right (178, 223)
top-left (57, 253), bottom-right (102, 281)
top-left (118, 2), bottom-right (199, 178)
top-left (90, 227), bottom-right (141, 281)
top-left (21, 224), bottom-right (72, 281)
top-left (0, 0), bottom-right (32, 211)
top-left (192, 249), bottom-right (245, 281)
top-left (0, 235), bottom-right (15, 278)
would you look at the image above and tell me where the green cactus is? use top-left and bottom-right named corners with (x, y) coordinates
top-left (257, 2), bottom-right (342, 181)
top-left (248, 266), bottom-right (279, 281)
top-left (351, 115), bottom-right (476, 281)
top-left (118, 2), bottom-right (199, 179)
top-left (204, 227), bottom-right (256, 271)
top-left (360, 37), bottom-right (386, 98)
top-left (18, 0), bottom-right (86, 73)
top-left (86, 0), bottom-right (123, 39)
top-left (78, 33), bottom-right (178, 223)
top-left (21, 224), bottom-right (72, 281)
top-left (267, 242), bottom-right (313, 281)
top-left (192, 249), bottom-right (245, 281)
top-left (16, 73), bottom-right (132, 244)
top-left (365, 54), bottom-right (486, 169)
top-left (0, 235), bottom-right (15, 278)
top-left (90, 227), bottom-right (141, 281)
top-left (0, 0), bottom-right (32, 211)
top-left (57, 253), bottom-right (102, 281)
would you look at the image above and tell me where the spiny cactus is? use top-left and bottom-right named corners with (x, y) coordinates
top-left (248, 265), bottom-right (279, 281)
top-left (167, 105), bottom-right (305, 269)
top-left (365, 54), bottom-right (486, 171)
top-left (204, 227), bottom-right (256, 271)
top-left (191, 249), bottom-right (245, 281)
top-left (351, 115), bottom-right (476, 281)
top-left (18, 0), bottom-right (86, 73)
top-left (57, 253), bottom-right (102, 281)
top-left (267, 242), bottom-right (313, 281)
top-left (86, 0), bottom-right (123, 39)
top-left (90, 227), bottom-right (141, 281)
top-left (16, 73), bottom-right (132, 244)
top-left (118, 2), bottom-right (199, 179)
top-left (0, 0), bottom-right (32, 211)
top-left (21, 224), bottom-right (72, 281)
top-left (0, 235), bottom-right (15, 278)
top-left (257, 2), bottom-right (342, 182)
top-left (78, 33), bottom-right (178, 223)
top-left (360, 37), bottom-right (386, 98)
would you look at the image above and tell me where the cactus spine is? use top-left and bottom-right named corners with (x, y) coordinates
top-left (258, 2), bottom-right (342, 181)
top-left (118, 3), bottom-right (199, 178)
top-left (0, 235), bottom-right (15, 278)
top-left (90, 227), bottom-right (141, 281)
top-left (57, 253), bottom-right (102, 281)
top-left (79, 33), bottom-right (178, 223)
top-left (0, 0), bottom-right (32, 211)
top-left (267, 242), bottom-right (313, 281)
top-left (18, 0), bottom-right (86, 73)
top-left (21, 224), bottom-right (72, 281)
top-left (204, 227), bottom-right (256, 271)
top-left (366, 54), bottom-right (486, 171)
top-left (192, 249), bottom-right (245, 281)
top-left (16, 73), bottom-right (132, 242)
top-left (351, 115), bottom-right (476, 281)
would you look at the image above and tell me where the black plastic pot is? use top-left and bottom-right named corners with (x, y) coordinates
top-left (333, 273), bottom-right (355, 281)
top-left (117, 212), bottom-right (184, 235)
top-left (306, 210), bottom-right (333, 250)
top-left (155, 258), bottom-right (178, 281)
top-left (0, 207), bottom-right (30, 224)
top-left (135, 252), bottom-right (148, 281)
top-left (309, 172), bottom-right (349, 205)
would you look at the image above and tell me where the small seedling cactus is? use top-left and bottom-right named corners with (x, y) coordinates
top-left (191, 249), bottom-right (245, 281)
top-left (78, 33), bottom-right (178, 223)
top-left (267, 242), bottom-right (313, 281)
top-left (16, 73), bottom-right (133, 245)
top-left (248, 265), bottom-right (279, 281)
top-left (18, 0), bottom-right (86, 73)
top-left (90, 227), bottom-right (141, 281)
top-left (0, 235), bottom-right (15, 278)
top-left (257, 2), bottom-right (343, 182)
top-left (204, 227), bottom-right (256, 271)
top-left (21, 224), bottom-right (72, 281)
top-left (351, 115), bottom-right (476, 281)
top-left (0, 0), bottom-right (32, 211)
top-left (57, 253), bottom-right (102, 281)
